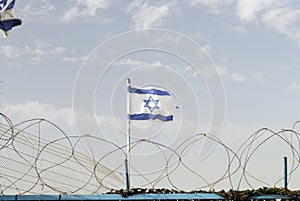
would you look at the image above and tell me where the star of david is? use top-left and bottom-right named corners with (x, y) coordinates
top-left (143, 96), bottom-right (159, 113)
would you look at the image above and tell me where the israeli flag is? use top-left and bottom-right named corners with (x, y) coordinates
top-left (128, 85), bottom-right (174, 122)
top-left (0, 0), bottom-right (22, 37)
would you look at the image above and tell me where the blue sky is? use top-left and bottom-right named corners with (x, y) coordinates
top-left (1, 0), bottom-right (300, 190)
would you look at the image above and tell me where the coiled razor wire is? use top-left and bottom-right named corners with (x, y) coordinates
top-left (0, 112), bottom-right (300, 194)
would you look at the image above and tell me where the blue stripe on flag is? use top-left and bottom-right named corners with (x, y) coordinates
top-left (7, 0), bottom-right (15, 10)
top-left (0, 18), bottom-right (22, 31)
top-left (128, 86), bottom-right (170, 96)
top-left (129, 114), bottom-right (173, 121)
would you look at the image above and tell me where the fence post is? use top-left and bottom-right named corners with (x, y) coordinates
top-left (284, 156), bottom-right (287, 189)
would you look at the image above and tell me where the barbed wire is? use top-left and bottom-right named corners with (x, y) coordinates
top-left (0, 112), bottom-right (300, 195)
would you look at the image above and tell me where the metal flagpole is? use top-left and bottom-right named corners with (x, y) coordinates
top-left (125, 78), bottom-right (131, 191)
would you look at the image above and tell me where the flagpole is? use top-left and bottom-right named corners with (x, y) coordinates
top-left (125, 78), bottom-right (131, 191)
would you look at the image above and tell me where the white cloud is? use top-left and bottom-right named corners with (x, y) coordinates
top-left (235, 0), bottom-right (276, 22)
top-left (0, 46), bottom-right (21, 59)
top-left (2, 101), bottom-right (75, 127)
top-left (62, 56), bottom-right (86, 63)
top-left (187, 0), bottom-right (234, 14)
top-left (231, 72), bottom-right (246, 82)
top-left (262, 7), bottom-right (300, 44)
top-left (62, 7), bottom-right (80, 22)
top-left (198, 65), bottom-right (228, 78)
top-left (61, 0), bottom-right (112, 22)
top-left (0, 41), bottom-right (79, 64)
top-left (153, 32), bottom-right (183, 44)
top-left (186, 1), bottom-right (300, 44)
top-left (125, 0), bottom-right (143, 13)
top-left (278, 63), bottom-right (300, 72)
top-left (251, 72), bottom-right (269, 83)
top-left (179, 66), bottom-right (198, 78)
top-left (178, 63), bottom-right (228, 79)
top-left (114, 58), bottom-right (145, 66)
top-left (289, 83), bottom-right (300, 91)
top-left (114, 58), bottom-right (163, 72)
top-left (128, 2), bottom-right (170, 29)
top-left (20, 1), bottom-right (55, 21)
top-left (202, 44), bottom-right (212, 52)
top-left (235, 1), bottom-right (300, 43)
top-left (50, 47), bottom-right (67, 55)
top-left (230, 26), bottom-right (247, 34)
top-left (0, 41), bottom-right (47, 63)
top-left (0, 101), bottom-right (116, 135)
top-left (0, 44), bottom-right (44, 63)
top-left (79, 0), bottom-right (110, 14)
top-left (188, 32), bottom-right (207, 42)
top-left (216, 65), bottom-right (228, 75)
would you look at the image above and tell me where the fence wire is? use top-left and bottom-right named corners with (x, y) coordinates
top-left (0, 113), bottom-right (300, 194)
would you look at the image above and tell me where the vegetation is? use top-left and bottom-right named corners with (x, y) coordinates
top-left (108, 187), bottom-right (300, 200)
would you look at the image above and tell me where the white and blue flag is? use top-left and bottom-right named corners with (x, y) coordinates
top-left (0, 0), bottom-right (22, 37)
top-left (128, 85), bottom-right (174, 122)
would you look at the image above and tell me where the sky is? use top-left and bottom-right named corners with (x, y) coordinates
top-left (1, 0), bottom-right (300, 191)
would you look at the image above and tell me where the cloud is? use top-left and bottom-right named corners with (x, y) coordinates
top-left (0, 101), bottom-right (117, 136)
top-left (187, 0), bottom-right (234, 14)
top-left (231, 72), bottom-right (246, 82)
top-left (113, 58), bottom-right (163, 73)
top-left (230, 26), bottom-right (247, 34)
top-left (50, 47), bottom-right (67, 55)
top-left (216, 65), bottom-right (228, 75)
top-left (61, 0), bottom-right (113, 22)
top-left (127, 2), bottom-right (170, 29)
top-left (2, 101), bottom-right (75, 127)
top-left (0, 41), bottom-right (79, 64)
top-left (235, 0), bottom-right (276, 22)
top-left (188, 32), bottom-right (207, 42)
top-left (153, 32), bottom-right (183, 44)
top-left (289, 83), bottom-right (300, 91)
top-left (0, 45), bottom-right (21, 59)
top-left (125, 0), bottom-right (143, 13)
top-left (20, 1), bottom-right (55, 21)
top-left (262, 7), bottom-right (300, 44)
top-left (251, 72), bottom-right (269, 84)
top-left (61, 7), bottom-right (80, 22)
top-left (0, 43), bottom-right (45, 63)
top-left (114, 58), bottom-right (162, 67)
top-left (114, 58), bottom-right (146, 67)
top-left (62, 56), bottom-right (86, 63)
top-left (193, 65), bottom-right (228, 78)
top-left (0, 41), bottom-right (45, 62)
top-left (235, 1), bottom-right (300, 43)
top-left (186, 1), bottom-right (300, 44)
